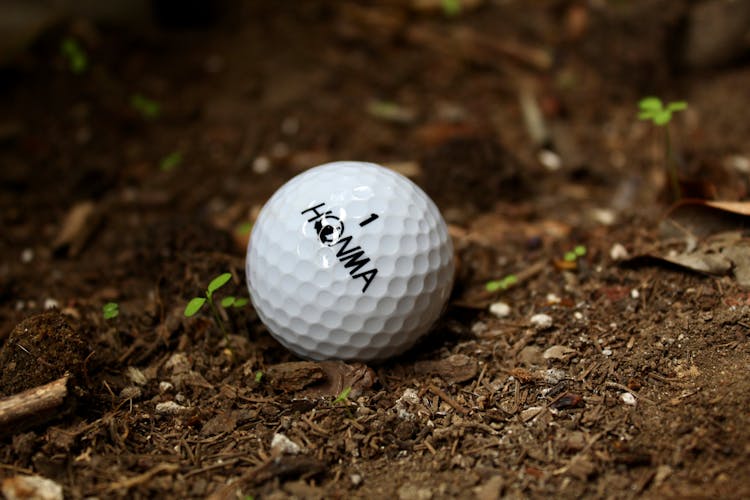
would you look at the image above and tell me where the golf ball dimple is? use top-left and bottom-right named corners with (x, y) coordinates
top-left (246, 161), bottom-right (454, 361)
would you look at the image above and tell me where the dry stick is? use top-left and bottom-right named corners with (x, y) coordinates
top-left (103, 463), bottom-right (180, 492)
top-left (0, 374), bottom-right (71, 436)
top-left (427, 384), bottom-right (468, 415)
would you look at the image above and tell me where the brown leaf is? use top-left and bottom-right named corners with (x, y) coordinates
top-left (266, 362), bottom-right (325, 392)
top-left (52, 201), bottom-right (102, 256)
top-left (414, 354), bottom-right (478, 383)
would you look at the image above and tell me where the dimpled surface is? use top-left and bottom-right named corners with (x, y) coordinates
top-left (246, 161), bottom-right (454, 361)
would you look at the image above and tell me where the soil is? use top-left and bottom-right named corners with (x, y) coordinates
top-left (1, 1), bottom-right (750, 498)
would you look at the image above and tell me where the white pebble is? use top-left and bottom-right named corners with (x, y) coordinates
top-left (602, 348), bottom-right (613, 356)
top-left (621, 392), bottom-right (637, 406)
top-left (538, 149), bottom-right (562, 171)
top-left (610, 243), bottom-right (629, 261)
top-left (155, 401), bottom-right (188, 414)
top-left (159, 381), bottom-right (174, 393)
top-left (530, 313), bottom-right (553, 330)
top-left (546, 293), bottom-right (561, 304)
top-left (252, 156), bottom-right (271, 174)
top-left (43, 298), bottom-right (59, 310)
top-left (489, 301), bottom-right (511, 318)
top-left (630, 289), bottom-right (640, 299)
top-left (20, 248), bottom-right (34, 263)
top-left (573, 311), bottom-right (584, 320)
top-left (591, 208), bottom-right (616, 226)
top-left (350, 473), bottom-right (363, 486)
top-left (271, 433), bottom-right (301, 455)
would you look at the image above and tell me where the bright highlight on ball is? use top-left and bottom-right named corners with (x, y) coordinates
top-left (246, 161), bottom-right (454, 361)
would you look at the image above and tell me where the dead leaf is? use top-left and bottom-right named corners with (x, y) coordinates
top-left (414, 354), bottom-right (478, 383)
top-left (267, 362), bottom-right (325, 392)
top-left (300, 361), bottom-right (376, 399)
top-left (52, 201), bottom-right (101, 256)
top-left (543, 345), bottom-right (577, 360)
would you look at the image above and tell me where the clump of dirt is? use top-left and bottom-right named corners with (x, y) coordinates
top-left (0, 312), bottom-right (89, 397)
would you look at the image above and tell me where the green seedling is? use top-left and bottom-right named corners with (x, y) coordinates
top-left (254, 371), bottom-right (264, 383)
top-left (563, 245), bottom-right (587, 262)
top-left (235, 221), bottom-right (253, 236)
top-left (333, 386), bottom-right (352, 405)
top-left (638, 97), bottom-right (687, 201)
top-left (103, 302), bottom-right (119, 320)
top-left (184, 273), bottom-right (249, 337)
top-left (442, 0), bottom-right (461, 16)
top-left (486, 274), bottom-right (518, 292)
top-left (130, 94), bottom-right (161, 119)
top-left (60, 37), bottom-right (88, 74)
top-left (159, 151), bottom-right (182, 172)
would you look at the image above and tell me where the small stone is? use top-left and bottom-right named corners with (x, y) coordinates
top-left (538, 149), bottom-right (562, 171)
top-left (602, 348), bottom-right (613, 356)
top-left (546, 293), bottom-right (561, 304)
top-left (350, 473), bottom-right (363, 486)
top-left (520, 406), bottom-right (544, 422)
top-left (2, 475), bottom-right (63, 500)
top-left (271, 433), bottom-right (301, 455)
top-left (119, 386), bottom-right (142, 400)
top-left (489, 301), bottom-right (511, 318)
top-left (20, 248), bottom-right (34, 263)
top-left (252, 156), bottom-right (271, 174)
top-left (43, 298), bottom-right (59, 310)
top-left (591, 208), bottom-right (616, 226)
top-left (545, 368), bottom-right (568, 384)
top-left (159, 381), bottom-right (174, 393)
top-left (573, 311), bottom-right (584, 320)
top-left (610, 243), bottom-right (629, 261)
top-left (630, 289), bottom-right (640, 299)
top-left (621, 392), bottom-right (637, 406)
top-left (126, 366), bottom-right (148, 386)
top-left (530, 313), bottom-right (553, 330)
top-left (155, 401), bottom-right (188, 414)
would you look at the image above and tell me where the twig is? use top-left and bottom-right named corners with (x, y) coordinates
top-left (0, 374), bottom-right (72, 437)
top-left (103, 463), bottom-right (179, 492)
top-left (428, 384), bottom-right (468, 415)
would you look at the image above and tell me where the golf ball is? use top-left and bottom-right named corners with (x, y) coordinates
top-left (246, 161), bottom-right (454, 361)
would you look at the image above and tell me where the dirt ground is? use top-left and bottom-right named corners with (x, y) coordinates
top-left (2, 1), bottom-right (750, 498)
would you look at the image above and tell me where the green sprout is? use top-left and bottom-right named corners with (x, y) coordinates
top-left (486, 274), bottom-right (518, 292)
top-left (159, 151), bottom-right (182, 172)
top-left (103, 302), bottom-right (119, 320)
top-left (130, 94), bottom-right (161, 120)
top-left (442, 0), bottom-right (461, 16)
top-left (254, 371), bottom-right (264, 383)
top-left (60, 37), bottom-right (88, 74)
top-left (638, 97), bottom-right (687, 201)
top-left (564, 245), bottom-right (587, 262)
top-left (184, 273), bottom-right (249, 337)
top-left (333, 386), bottom-right (352, 405)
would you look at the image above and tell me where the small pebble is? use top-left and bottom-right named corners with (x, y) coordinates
top-left (159, 381), bottom-right (174, 393)
top-left (43, 298), bottom-right (59, 310)
top-left (591, 208), bottom-right (616, 225)
top-left (573, 311), bottom-right (584, 320)
top-left (489, 301), bottom-right (511, 318)
top-left (252, 156), bottom-right (271, 174)
top-left (530, 313), bottom-right (553, 330)
top-left (350, 474), bottom-right (363, 486)
top-left (630, 289), bottom-right (640, 299)
top-left (538, 149), bottom-right (562, 171)
top-left (610, 243), bottom-right (629, 260)
top-left (271, 433), bottom-right (301, 455)
top-left (546, 293), bottom-right (561, 304)
top-left (155, 401), bottom-right (188, 414)
top-left (602, 348), bottom-right (613, 356)
top-left (20, 248), bottom-right (34, 263)
top-left (621, 392), bottom-right (637, 406)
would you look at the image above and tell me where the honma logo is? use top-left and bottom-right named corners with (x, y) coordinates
top-left (301, 202), bottom-right (379, 293)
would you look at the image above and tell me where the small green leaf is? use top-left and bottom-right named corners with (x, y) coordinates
top-left (103, 302), bottom-right (119, 319)
top-left (220, 296), bottom-right (236, 308)
top-left (232, 297), bottom-right (249, 308)
top-left (255, 371), bottom-right (263, 383)
top-left (574, 245), bottom-right (587, 257)
top-left (486, 274), bottom-right (518, 292)
top-left (184, 297), bottom-right (206, 317)
top-left (130, 94), bottom-right (161, 119)
top-left (207, 273), bottom-right (232, 294)
top-left (334, 386), bottom-right (352, 404)
top-left (667, 101), bottom-right (687, 112)
top-left (235, 221), bottom-right (253, 235)
top-left (638, 110), bottom-right (656, 121)
top-left (61, 37), bottom-right (88, 74)
top-left (486, 280), bottom-right (502, 292)
top-left (653, 110), bottom-right (672, 126)
top-left (442, 0), bottom-right (461, 16)
top-left (160, 151), bottom-right (182, 172)
top-left (638, 97), bottom-right (663, 111)
top-left (563, 251), bottom-right (577, 262)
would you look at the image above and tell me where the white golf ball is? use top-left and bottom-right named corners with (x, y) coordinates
top-left (246, 161), bottom-right (454, 361)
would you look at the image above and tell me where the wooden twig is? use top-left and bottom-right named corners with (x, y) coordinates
top-left (428, 384), bottom-right (468, 415)
top-left (0, 374), bottom-right (72, 437)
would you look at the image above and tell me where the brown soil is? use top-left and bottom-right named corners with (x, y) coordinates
top-left (2, 1), bottom-right (750, 498)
